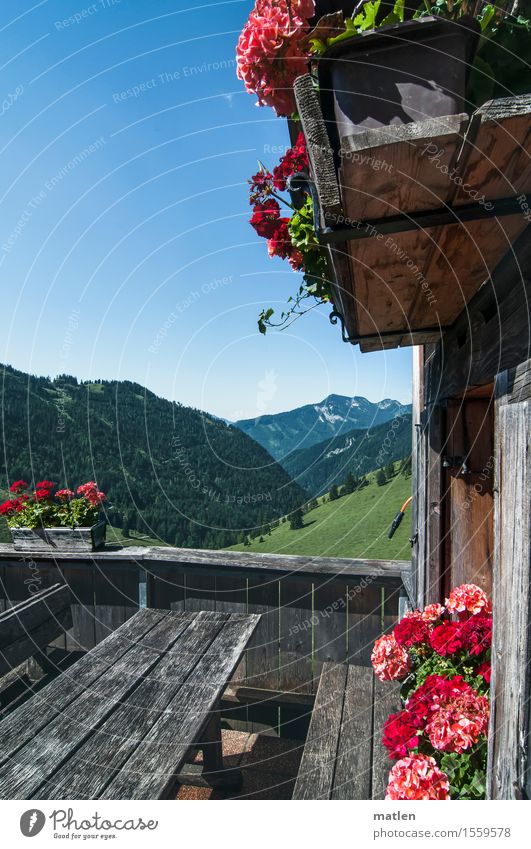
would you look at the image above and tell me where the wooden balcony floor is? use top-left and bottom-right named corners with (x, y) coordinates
top-left (176, 730), bottom-right (304, 800)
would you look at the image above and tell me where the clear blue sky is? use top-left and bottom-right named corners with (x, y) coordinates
top-left (0, 0), bottom-right (412, 420)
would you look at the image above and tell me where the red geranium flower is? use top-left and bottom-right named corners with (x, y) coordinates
top-left (476, 661), bottom-right (491, 684)
top-left (272, 132), bottom-right (309, 191)
top-left (406, 675), bottom-right (470, 723)
top-left (458, 615), bottom-right (492, 657)
top-left (393, 615), bottom-right (430, 648)
top-left (288, 249), bottom-right (304, 271)
top-left (250, 199), bottom-right (281, 239)
top-left (9, 480), bottom-right (28, 494)
top-left (249, 169), bottom-right (274, 204)
top-left (382, 709), bottom-right (422, 759)
top-left (267, 219), bottom-right (294, 260)
top-left (35, 480), bottom-right (56, 490)
top-left (0, 499), bottom-right (19, 516)
top-left (35, 488), bottom-right (52, 501)
top-left (429, 621), bottom-right (463, 656)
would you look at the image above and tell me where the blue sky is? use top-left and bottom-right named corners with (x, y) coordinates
top-left (0, 0), bottom-right (412, 420)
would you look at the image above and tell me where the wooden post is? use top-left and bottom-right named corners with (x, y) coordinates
top-left (488, 391), bottom-right (531, 799)
top-left (411, 346), bottom-right (426, 607)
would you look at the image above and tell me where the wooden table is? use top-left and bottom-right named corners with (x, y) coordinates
top-left (0, 608), bottom-right (260, 799)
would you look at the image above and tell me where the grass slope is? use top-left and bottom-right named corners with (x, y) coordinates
top-left (227, 468), bottom-right (412, 560)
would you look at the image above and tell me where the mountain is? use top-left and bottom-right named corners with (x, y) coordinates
top-left (227, 465), bottom-right (412, 560)
top-left (281, 413), bottom-right (412, 497)
top-left (235, 394), bottom-right (411, 460)
top-left (0, 364), bottom-right (306, 549)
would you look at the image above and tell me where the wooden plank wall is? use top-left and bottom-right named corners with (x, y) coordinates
top-left (147, 564), bottom-right (400, 694)
top-left (0, 559), bottom-right (139, 652)
top-left (488, 369), bottom-right (531, 799)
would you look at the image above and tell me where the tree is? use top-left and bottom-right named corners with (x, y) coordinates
top-left (376, 468), bottom-right (387, 487)
top-left (289, 509), bottom-right (304, 530)
top-left (400, 455), bottom-right (412, 477)
top-left (385, 462), bottom-right (395, 479)
top-left (329, 484), bottom-right (339, 501)
top-left (343, 472), bottom-right (357, 494)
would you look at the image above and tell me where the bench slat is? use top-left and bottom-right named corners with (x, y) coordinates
top-left (39, 611), bottom-right (231, 799)
top-left (0, 606), bottom-right (73, 676)
top-left (99, 613), bottom-right (260, 800)
top-left (0, 608), bottom-right (167, 767)
top-left (0, 610), bottom-right (196, 799)
top-left (332, 664), bottom-right (374, 800)
top-left (0, 584), bottom-right (73, 675)
top-left (292, 662), bottom-right (347, 800)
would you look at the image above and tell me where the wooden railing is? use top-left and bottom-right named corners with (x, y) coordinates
top-left (0, 545), bottom-right (410, 694)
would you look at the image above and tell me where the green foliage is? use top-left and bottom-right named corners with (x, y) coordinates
top-left (258, 199), bottom-right (331, 335)
top-left (439, 749), bottom-right (487, 799)
top-left (288, 198), bottom-right (330, 297)
top-left (289, 508), bottom-right (305, 529)
top-left (329, 483), bottom-right (340, 501)
top-left (309, 0), bottom-right (531, 108)
top-left (227, 468), bottom-right (412, 559)
top-left (407, 646), bottom-right (490, 696)
top-left (376, 468), bottom-right (387, 486)
top-left (418, 1), bottom-right (531, 106)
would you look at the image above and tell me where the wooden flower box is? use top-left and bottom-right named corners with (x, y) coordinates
top-left (294, 73), bottom-right (531, 351)
top-left (10, 521), bottom-right (106, 553)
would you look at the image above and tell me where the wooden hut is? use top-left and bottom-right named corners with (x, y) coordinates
top-left (294, 74), bottom-right (531, 799)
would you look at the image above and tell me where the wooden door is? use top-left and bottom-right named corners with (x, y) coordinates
top-left (443, 391), bottom-right (495, 598)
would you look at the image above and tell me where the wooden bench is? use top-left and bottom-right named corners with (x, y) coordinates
top-left (0, 607), bottom-right (260, 799)
top-left (0, 584), bottom-right (73, 707)
top-left (293, 661), bottom-right (401, 800)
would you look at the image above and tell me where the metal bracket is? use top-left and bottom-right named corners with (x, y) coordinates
top-left (320, 195), bottom-right (528, 243)
top-left (329, 310), bottom-right (359, 343)
top-left (290, 172), bottom-right (528, 245)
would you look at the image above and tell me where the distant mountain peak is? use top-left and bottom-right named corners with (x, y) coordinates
top-left (235, 394), bottom-right (412, 461)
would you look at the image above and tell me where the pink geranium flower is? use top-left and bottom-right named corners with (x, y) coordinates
top-left (426, 689), bottom-right (489, 754)
top-left (421, 603), bottom-right (445, 622)
top-left (371, 633), bottom-right (411, 682)
top-left (236, 1), bottom-right (315, 117)
top-left (386, 754), bottom-right (450, 800)
top-left (446, 583), bottom-right (492, 616)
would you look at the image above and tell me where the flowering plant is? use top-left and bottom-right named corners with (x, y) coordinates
top-left (371, 583), bottom-right (492, 800)
top-left (1, 480), bottom-right (106, 529)
top-left (237, 1), bottom-right (530, 120)
top-left (248, 133), bottom-right (331, 332)
top-left (236, 1), bottom-right (316, 117)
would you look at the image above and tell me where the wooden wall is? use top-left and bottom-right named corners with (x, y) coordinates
top-left (146, 559), bottom-right (402, 694)
top-left (414, 228), bottom-right (531, 799)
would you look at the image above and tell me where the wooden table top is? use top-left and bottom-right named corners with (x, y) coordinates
top-left (0, 608), bottom-right (260, 800)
